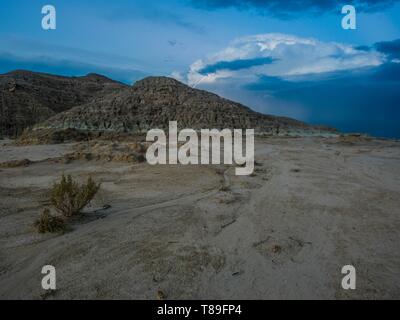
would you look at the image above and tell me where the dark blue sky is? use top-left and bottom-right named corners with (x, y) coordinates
top-left (0, 0), bottom-right (399, 137)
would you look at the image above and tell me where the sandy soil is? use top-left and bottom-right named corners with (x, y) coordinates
top-left (0, 136), bottom-right (399, 299)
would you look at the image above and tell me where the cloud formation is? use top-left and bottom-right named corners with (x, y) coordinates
top-left (186, 33), bottom-right (384, 86)
top-left (198, 57), bottom-right (275, 74)
top-left (190, 0), bottom-right (399, 17)
top-left (105, 5), bottom-right (204, 34)
top-left (177, 36), bottom-right (400, 138)
top-left (374, 39), bottom-right (400, 60)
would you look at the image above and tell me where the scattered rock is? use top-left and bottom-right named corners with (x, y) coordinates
top-left (63, 140), bottom-right (148, 164)
top-left (0, 158), bottom-right (32, 168)
top-left (157, 290), bottom-right (167, 300)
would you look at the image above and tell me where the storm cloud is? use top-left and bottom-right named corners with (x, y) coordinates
top-left (189, 0), bottom-right (400, 17)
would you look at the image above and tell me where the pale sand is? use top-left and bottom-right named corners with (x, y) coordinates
top-left (0, 136), bottom-right (399, 299)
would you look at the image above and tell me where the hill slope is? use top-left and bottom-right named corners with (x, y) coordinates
top-left (0, 70), bottom-right (127, 136)
top-left (38, 76), bottom-right (336, 136)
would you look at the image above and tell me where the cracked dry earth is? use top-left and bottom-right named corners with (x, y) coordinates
top-left (0, 136), bottom-right (400, 299)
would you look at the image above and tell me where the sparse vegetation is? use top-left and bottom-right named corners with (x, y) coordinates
top-left (157, 290), bottom-right (167, 300)
top-left (0, 158), bottom-right (32, 168)
top-left (50, 174), bottom-right (100, 217)
top-left (34, 209), bottom-right (66, 234)
top-left (219, 185), bottom-right (230, 192)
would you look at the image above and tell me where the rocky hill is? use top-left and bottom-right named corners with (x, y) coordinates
top-left (0, 70), bottom-right (127, 137)
top-left (37, 76), bottom-right (336, 136)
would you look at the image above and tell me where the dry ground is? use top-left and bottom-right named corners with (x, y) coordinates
top-left (0, 136), bottom-right (399, 299)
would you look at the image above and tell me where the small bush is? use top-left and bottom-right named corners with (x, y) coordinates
top-left (219, 185), bottom-right (230, 192)
top-left (50, 174), bottom-right (100, 217)
top-left (35, 209), bottom-right (66, 234)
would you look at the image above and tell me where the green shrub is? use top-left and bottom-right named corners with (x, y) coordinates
top-left (50, 174), bottom-right (100, 217)
top-left (35, 209), bottom-right (66, 234)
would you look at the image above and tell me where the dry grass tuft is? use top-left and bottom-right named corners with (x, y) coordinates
top-left (50, 174), bottom-right (100, 217)
top-left (34, 209), bottom-right (66, 234)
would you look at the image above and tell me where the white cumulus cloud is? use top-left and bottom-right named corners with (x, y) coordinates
top-left (185, 33), bottom-right (385, 87)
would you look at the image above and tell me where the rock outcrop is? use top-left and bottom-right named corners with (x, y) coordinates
top-left (0, 70), bottom-right (127, 137)
top-left (1, 71), bottom-right (337, 138)
top-left (38, 76), bottom-right (337, 136)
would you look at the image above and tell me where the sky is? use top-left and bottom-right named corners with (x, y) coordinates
top-left (0, 0), bottom-right (399, 137)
